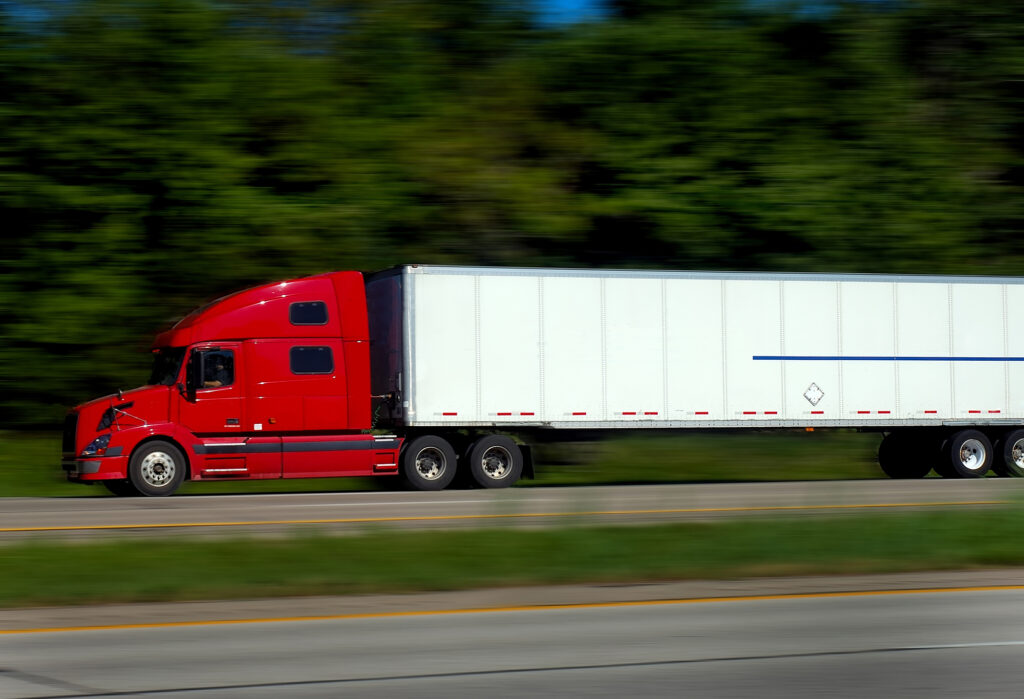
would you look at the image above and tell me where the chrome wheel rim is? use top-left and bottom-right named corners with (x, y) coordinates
top-left (1011, 439), bottom-right (1024, 469)
top-left (958, 439), bottom-right (987, 471)
top-left (140, 451), bottom-right (176, 487)
top-left (480, 446), bottom-right (512, 480)
top-left (415, 447), bottom-right (446, 480)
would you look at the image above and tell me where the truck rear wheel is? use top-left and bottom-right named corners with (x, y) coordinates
top-left (877, 432), bottom-right (933, 479)
top-left (402, 435), bottom-right (457, 491)
top-left (467, 435), bottom-right (523, 488)
top-left (129, 440), bottom-right (186, 496)
top-left (943, 430), bottom-right (992, 478)
top-left (993, 429), bottom-right (1024, 477)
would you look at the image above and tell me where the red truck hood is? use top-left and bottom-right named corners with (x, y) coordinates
top-left (71, 385), bottom-right (171, 453)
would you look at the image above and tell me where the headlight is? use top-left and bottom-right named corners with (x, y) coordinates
top-left (81, 434), bottom-right (111, 456)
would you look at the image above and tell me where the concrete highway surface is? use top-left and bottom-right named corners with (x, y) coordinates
top-left (2, 478), bottom-right (1022, 541)
top-left (3, 580), bottom-right (1024, 698)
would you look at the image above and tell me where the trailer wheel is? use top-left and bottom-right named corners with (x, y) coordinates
top-left (103, 479), bottom-right (140, 497)
top-left (467, 435), bottom-right (523, 488)
top-left (402, 435), bottom-right (457, 491)
top-left (877, 432), bottom-right (933, 479)
top-left (993, 429), bottom-right (1024, 477)
top-left (943, 430), bottom-right (992, 478)
top-left (129, 440), bottom-right (186, 496)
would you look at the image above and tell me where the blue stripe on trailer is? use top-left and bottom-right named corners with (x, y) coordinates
top-left (753, 355), bottom-right (1024, 362)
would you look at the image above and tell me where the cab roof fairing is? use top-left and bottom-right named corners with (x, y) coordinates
top-left (151, 271), bottom-right (366, 348)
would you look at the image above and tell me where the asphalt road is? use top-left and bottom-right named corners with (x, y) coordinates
top-left (3, 584), bottom-right (1024, 698)
top-left (2, 479), bottom-right (1022, 540)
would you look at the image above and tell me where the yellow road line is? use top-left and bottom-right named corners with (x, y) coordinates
top-left (0, 500), bottom-right (1007, 533)
top-left (3, 584), bottom-right (1023, 635)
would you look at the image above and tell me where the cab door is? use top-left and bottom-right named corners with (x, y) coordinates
top-left (177, 344), bottom-right (244, 435)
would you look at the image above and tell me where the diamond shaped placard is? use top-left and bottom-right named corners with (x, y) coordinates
top-left (804, 383), bottom-right (824, 406)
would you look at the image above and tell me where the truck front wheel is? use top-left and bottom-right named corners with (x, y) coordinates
top-left (402, 436), bottom-right (457, 491)
top-left (129, 440), bottom-right (186, 496)
top-left (467, 435), bottom-right (523, 488)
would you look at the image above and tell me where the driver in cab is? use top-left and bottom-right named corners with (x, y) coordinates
top-left (202, 354), bottom-right (232, 388)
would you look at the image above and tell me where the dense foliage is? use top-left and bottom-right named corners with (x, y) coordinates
top-left (3, 0), bottom-right (1023, 426)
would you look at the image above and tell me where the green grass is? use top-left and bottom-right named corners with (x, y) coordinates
top-left (1, 429), bottom-right (883, 497)
top-left (3, 508), bottom-right (1023, 608)
top-left (0, 432), bottom-right (85, 497)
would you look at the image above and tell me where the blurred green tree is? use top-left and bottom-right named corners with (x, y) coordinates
top-left (1, 0), bottom-right (1023, 427)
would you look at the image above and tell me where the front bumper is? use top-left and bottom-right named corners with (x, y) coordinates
top-left (62, 455), bottom-right (128, 481)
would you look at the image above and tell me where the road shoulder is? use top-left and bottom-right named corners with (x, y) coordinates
top-left (4, 568), bottom-right (1023, 632)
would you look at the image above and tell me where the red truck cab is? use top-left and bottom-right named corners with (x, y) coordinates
top-left (62, 271), bottom-right (402, 496)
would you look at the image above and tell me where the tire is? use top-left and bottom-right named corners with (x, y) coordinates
top-left (932, 437), bottom-right (955, 478)
top-left (877, 431), bottom-right (933, 479)
top-left (993, 429), bottom-right (1024, 477)
top-left (943, 430), bottom-right (992, 478)
top-left (466, 435), bottom-right (523, 488)
top-left (401, 435), bottom-right (457, 491)
top-left (103, 479), bottom-right (140, 497)
top-left (129, 440), bottom-right (186, 496)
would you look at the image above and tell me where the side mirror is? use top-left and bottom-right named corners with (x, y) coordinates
top-left (177, 381), bottom-right (196, 402)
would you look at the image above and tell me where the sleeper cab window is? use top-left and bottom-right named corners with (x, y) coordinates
top-left (290, 346), bottom-right (333, 375)
top-left (289, 301), bottom-right (328, 325)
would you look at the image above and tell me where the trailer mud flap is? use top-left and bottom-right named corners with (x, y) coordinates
top-left (519, 444), bottom-right (535, 479)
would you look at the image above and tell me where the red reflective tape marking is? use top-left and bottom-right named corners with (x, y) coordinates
top-left (442, 412), bottom-right (457, 416)
top-left (969, 410), bottom-right (981, 414)
top-left (644, 411), bottom-right (658, 416)
top-left (695, 411), bottom-right (709, 415)
top-left (878, 410), bottom-right (891, 415)
top-left (764, 411), bottom-right (778, 415)
top-left (572, 412), bottom-right (586, 416)
top-left (811, 411), bottom-right (824, 415)
top-left (622, 412), bottom-right (637, 416)
top-left (497, 412), bottom-right (512, 416)
top-left (742, 411), bottom-right (756, 415)
top-left (989, 410), bottom-right (1001, 414)
top-left (857, 410), bottom-right (870, 414)
top-left (924, 410), bottom-right (938, 414)
top-left (520, 412), bottom-right (535, 416)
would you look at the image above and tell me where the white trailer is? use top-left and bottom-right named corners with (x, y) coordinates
top-left (366, 266), bottom-right (1024, 484)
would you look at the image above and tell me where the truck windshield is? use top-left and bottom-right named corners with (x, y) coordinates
top-left (149, 348), bottom-right (186, 386)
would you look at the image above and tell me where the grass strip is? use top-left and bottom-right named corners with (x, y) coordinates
top-left (3, 508), bottom-right (1024, 608)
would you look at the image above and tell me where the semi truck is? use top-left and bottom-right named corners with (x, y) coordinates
top-left (63, 265), bottom-right (1024, 496)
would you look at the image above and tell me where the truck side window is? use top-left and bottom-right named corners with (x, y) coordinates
top-left (290, 301), bottom-right (328, 325)
top-left (202, 350), bottom-right (234, 388)
top-left (290, 346), bottom-right (333, 374)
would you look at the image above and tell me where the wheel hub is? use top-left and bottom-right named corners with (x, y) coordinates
top-left (1012, 440), bottom-right (1024, 468)
top-left (958, 439), bottom-right (986, 470)
top-left (140, 451), bottom-right (176, 487)
top-left (480, 446), bottom-right (511, 479)
top-left (415, 448), bottom-right (446, 480)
